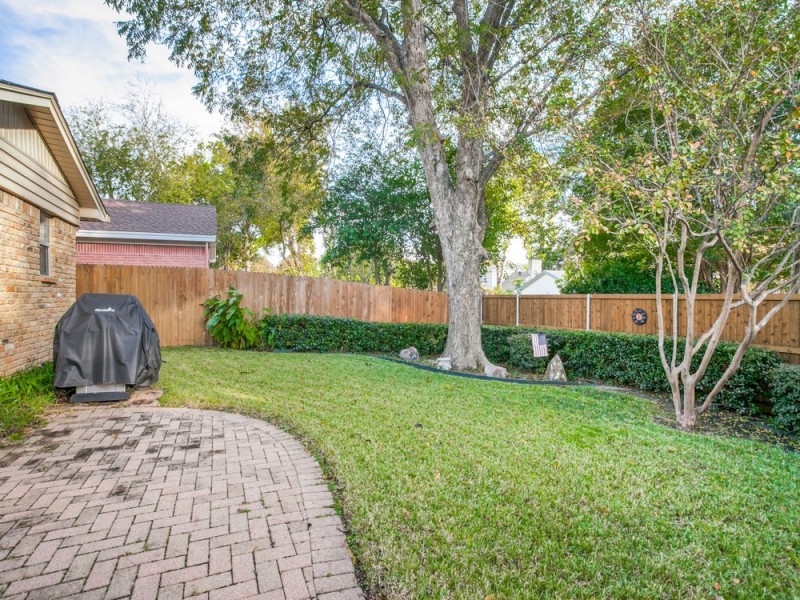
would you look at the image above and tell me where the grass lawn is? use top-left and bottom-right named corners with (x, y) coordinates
top-left (160, 348), bottom-right (800, 599)
top-left (0, 363), bottom-right (56, 441)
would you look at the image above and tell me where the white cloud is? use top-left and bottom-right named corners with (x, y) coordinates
top-left (0, 0), bottom-right (226, 138)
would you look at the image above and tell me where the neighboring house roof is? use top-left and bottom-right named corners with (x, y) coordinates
top-left (78, 199), bottom-right (217, 243)
top-left (518, 270), bottom-right (564, 293)
top-left (0, 80), bottom-right (107, 223)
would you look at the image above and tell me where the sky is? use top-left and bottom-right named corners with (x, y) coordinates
top-left (0, 0), bottom-right (225, 138)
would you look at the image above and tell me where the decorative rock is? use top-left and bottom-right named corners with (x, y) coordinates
top-left (544, 354), bottom-right (568, 382)
top-left (399, 346), bottom-right (420, 361)
top-left (484, 364), bottom-right (508, 378)
top-left (436, 356), bottom-right (452, 371)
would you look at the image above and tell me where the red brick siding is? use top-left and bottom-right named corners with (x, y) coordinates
top-left (77, 242), bottom-right (209, 268)
top-left (0, 190), bottom-right (76, 376)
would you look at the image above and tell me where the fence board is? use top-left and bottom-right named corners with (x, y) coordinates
top-left (76, 265), bottom-right (449, 347)
top-left (75, 266), bottom-right (798, 362)
top-left (487, 293), bottom-right (799, 363)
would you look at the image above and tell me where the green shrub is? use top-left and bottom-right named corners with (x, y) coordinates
top-left (261, 314), bottom-right (448, 355)
top-left (770, 365), bottom-right (800, 434)
top-left (481, 325), bottom-right (524, 364)
top-left (204, 287), bottom-right (261, 349)
top-left (507, 330), bottom-right (780, 413)
top-left (0, 363), bottom-right (55, 440)
top-left (261, 315), bottom-right (527, 359)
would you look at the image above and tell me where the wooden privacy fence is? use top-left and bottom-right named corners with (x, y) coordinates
top-left (76, 264), bottom-right (799, 361)
top-left (482, 294), bottom-right (800, 361)
top-left (76, 264), bottom-right (448, 346)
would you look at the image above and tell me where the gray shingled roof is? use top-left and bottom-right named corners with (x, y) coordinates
top-left (80, 200), bottom-right (216, 237)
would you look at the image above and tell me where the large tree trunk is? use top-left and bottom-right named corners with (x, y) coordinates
top-left (435, 243), bottom-right (445, 292)
top-left (438, 206), bottom-right (488, 370)
top-left (351, 0), bottom-right (492, 370)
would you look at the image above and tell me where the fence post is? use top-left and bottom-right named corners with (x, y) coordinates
top-left (585, 294), bottom-right (591, 330)
top-left (515, 292), bottom-right (520, 327)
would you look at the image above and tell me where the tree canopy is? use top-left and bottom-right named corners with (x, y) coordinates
top-left (106, 0), bottom-right (626, 369)
top-left (68, 83), bottom-right (194, 203)
top-left (70, 90), bottom-right (326, 272)
top-left (317, 147), bottom-right (443, 289)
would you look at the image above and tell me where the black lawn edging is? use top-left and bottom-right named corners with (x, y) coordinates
top-left (372, 355), bottom-right (594, 387)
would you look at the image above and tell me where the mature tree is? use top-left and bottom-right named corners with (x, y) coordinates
top-left (68, 82), bottom-right (194, 203)
top-left (223, 121), bottom-right (326, 271)
top-left (559, 230), bottom-right (718, 294)
top-left (107, 0), bottom-right (621, 369)
top-left (318, 148), bottom-right (443, 288)
top-left (577, 0), bottom-right (800, 430)
top-left (175, 124), bottom-right (326, 271)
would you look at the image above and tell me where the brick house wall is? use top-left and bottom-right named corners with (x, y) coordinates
top-left (77, 242), bottom-right (210, 268)
top-left (0, 190), bottom-right (76, 376)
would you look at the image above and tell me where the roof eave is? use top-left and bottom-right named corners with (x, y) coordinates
top-left (0, 81), bottom-right (108, 222)
top-left (77, 230), bottom-right (217, 243)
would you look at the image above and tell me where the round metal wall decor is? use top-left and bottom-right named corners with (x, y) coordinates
top-left (632, 308), bottom-right (648, 326)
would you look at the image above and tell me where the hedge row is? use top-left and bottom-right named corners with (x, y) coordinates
top-left (771, 365), bottom-right (800, 434)
top-left (506, 331), bottom-right (781, 414)
top-left (259, 314), bottom-right (797, 429)
top-left (262, 314), bottom-right (449, 355)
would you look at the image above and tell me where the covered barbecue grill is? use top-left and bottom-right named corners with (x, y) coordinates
top-left (54, 293), bottom-right (161, 402)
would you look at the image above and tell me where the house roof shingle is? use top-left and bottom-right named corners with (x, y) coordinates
top-left (80, 199), bottom-right (216, 238)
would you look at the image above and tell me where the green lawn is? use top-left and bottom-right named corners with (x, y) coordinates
top-left (160, 348), bottom-right (800, 599)
top-left (0, 363), bottom-right (56, 441)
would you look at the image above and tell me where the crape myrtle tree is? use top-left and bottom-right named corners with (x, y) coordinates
top-left (106, 0), bottom-right (622, 370)
top-left (576, 0), bottom-right (800, 430)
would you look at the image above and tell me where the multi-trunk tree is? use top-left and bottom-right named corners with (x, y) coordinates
top-left (106, 0), bottom-right (621, 369)
top-left (577, 0), bottom-right (800, 430)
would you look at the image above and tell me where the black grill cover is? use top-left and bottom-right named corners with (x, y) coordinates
top-left (54, 294), bottom-right (161, 388)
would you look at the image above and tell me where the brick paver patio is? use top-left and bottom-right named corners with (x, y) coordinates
top-left (0, 407), bottom-right (363, 600)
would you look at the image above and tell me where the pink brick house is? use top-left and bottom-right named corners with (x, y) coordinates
top-left (77, 199), bottom-right (217, 268)
top-left (0, 81), bottom-right (108, 376)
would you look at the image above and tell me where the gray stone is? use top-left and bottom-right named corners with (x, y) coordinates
top-left (436, 357), bottom-right (452, 371)
top-left (484, 364), bottom-right (508, 378)
top-left (399, 346), bottom-right (420, 361)
top-left (544, 354), bottom-right (568, 382)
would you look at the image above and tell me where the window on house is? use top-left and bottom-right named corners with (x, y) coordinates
top-left (39, 212), bottom-right (50, 276)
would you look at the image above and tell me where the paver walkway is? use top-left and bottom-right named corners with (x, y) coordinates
top-left (0, 407), bottom-right (363, 600)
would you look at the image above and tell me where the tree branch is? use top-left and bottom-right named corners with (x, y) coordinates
top-left (354, 80), bottom-right (408, 106)
top-left (339, 0), bottom-right (406, 77)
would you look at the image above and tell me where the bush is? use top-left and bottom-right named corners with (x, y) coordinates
top-left (0, 363), bottom-right (55, 440)
top-left (261, 314), bottom-right (448, 355)
top-left (507, 330), bottom-right (780, 413)
top-left (771, 365), bottom-right (800, 434)
top-left (204, 287), bottom-right (261, 349)
top-left (261, 315), bottom-right (528, 363)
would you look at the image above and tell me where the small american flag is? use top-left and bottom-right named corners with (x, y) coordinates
top-left (531, 333), bottom-right (549, 358)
